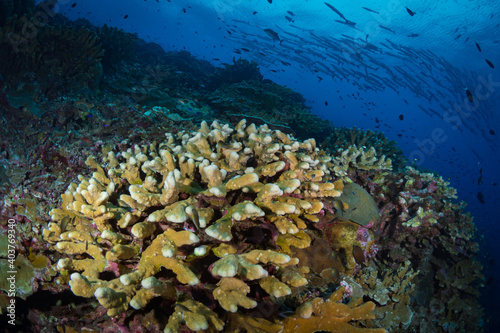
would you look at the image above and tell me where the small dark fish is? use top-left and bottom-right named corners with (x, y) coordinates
top-left (379, 25), bottom-right (396, 34)
top-left (124, 14), bottom-right (129, 19)
top-left (362, 7), bottom-right (379, 14)
top-left (241, 47), bottom-right (250, 52)
top-left (325, 101), bottom-right (328, 106)
top-left (287, 11), bottom-right (295, 16)
top-left (233, 49), bottom-right (241, 54)
top-left (212, 58), bottom-right (220, 61)
top-left (465, 89), bottom-right (474, 102)
top-left (182, 8), bottom-right (186, 13)
top-left (477, 192), bottom-right (485, 204)
top-left (253, 11), bottom-right (258, 15)
top-left (333, 199), bottom-right (347, 213)
top-left (317, 76), bottom-right (323, 82)
top-left (324, 2), bottom-right (347, 21)
top-left (226, 30), bottom-right (232, 35)
top-left (485, 59), bottom-right (495, 68)
top-left (335, 19), bottom-right (359, 30)
top-left (475, 42), bottom-right (482, 52)
top-left (71, 3), bottom-right (76, 7)
top-left (344, 20), bottom-right (358, 28)
top-left (203, 283), bottom-right (217, 290)
top-left (60, 216), bottom-right (74, 233)
top-left (268, 0), bottom-right (272, 3)
top-left (176, 303), bottom-right (193, 313)
top-left (403, 99), bottom-right (408, 105)
top-left (407, 33), bottom-right (419, 37)
top-left (264, 28), bottom-right (281, 44)
top-left (285, 16), bottom-right (294, 23)
top-left (406, 7), bottom-right (415, 16)
top-left (85, 240), bottom-right (88, 251)
top-left (399, 114), bottom-right (404, 120)
top-left (490, 129), bottom-right (496, 135)
top-left (190, 207), bottom-right (201, 232)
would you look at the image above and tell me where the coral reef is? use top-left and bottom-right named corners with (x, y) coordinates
top-left (96, 24), bottom-right (139, 72)
top-left (206, 58), bottom-right (263, 90)
top-left (0, 108), bottom-right (484, 331)
top-left (0, 10), bottom-right (484, 332)
top-left (207, 79), bottom-right (333, 140)
top-left (282, 287), bottom-right (385, 333)
top-left (39, 120), bottom-right (387, 332)
top-left (330, 145), bottom-right (392, 178)
top-left (321, 127), bottom-right (407, 170)
top-left (0, 13), bottom-right (104, 96)
top-left (360, 166), bottom-right (484, 331)
top-left (0, 0), bottom-right (34, 25)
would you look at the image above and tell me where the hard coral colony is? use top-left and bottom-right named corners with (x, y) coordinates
top-left (0, 118), bottom-right (478, 332)
top-left (43, 119), bottom-right (386, 332)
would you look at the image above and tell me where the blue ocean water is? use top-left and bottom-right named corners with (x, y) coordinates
top-left (18, 0), bottom-right (500, 331)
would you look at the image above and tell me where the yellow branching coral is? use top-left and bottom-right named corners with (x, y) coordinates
top-left (331, 145), bottom-right (392, 177)
top-left (260, 276), bottom-right (292, 297)
top-left (211, 250), bottom-right (290, 281)
top-left (43, 119), bottom-right (387, 331)
top-left (280, 265), bottom-right (309, 287)
top-left (130, 277), bottom-right (176, 310)
top-left (55, 241), bottom-right (106, 279)
top-left (120, 230), bottom-right (200, 286)
top-left (214, 277), bottom-right (258, 312)
top-left (164, 299), bottom-right (225, 332)
top-left (277, 231), bottom-right (312, 253)
top-left (205, 201), bottom-right (265, 241)
top-left (224, 313), bottom-right (282, 333)
top-left (282, 287), bottom-right (386, 333)
top-left (68, 273), bottom-right (136, 317)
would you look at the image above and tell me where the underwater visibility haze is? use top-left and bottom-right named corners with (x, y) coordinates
top-left (0, 0), bottom-right (499, 332)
